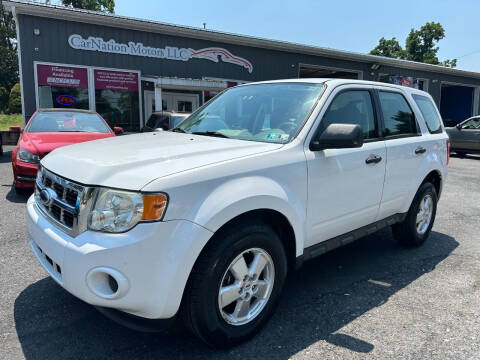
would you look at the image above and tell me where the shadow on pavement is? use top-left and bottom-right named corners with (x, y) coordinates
top-left (14, 229), bottom-right (457, 359)
top-left (4, 186), bottom-right (31, 204)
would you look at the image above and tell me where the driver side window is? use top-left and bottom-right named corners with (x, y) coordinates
top-left (462, 118), bottom-right (480, 129)
top-left (320, 90), bottom-right (377, 140)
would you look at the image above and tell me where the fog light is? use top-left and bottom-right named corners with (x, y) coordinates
top-left (86, 267), bottom-right (129, 300)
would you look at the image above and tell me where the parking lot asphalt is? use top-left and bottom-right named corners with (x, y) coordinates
top-left (1, 145), bottom-right (479, 360)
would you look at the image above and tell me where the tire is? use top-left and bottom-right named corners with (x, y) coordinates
top-left (392, 182), bottom-right (438, 247)
top-left (182, 221), bottom-right (287, 348)
top-left (456, 151), bottom-right (467, 157)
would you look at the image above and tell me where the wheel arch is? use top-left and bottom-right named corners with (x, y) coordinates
top-left (208, 208), bottom-right (297, 272)
top-left (421, 169), bottom-right (442, 197)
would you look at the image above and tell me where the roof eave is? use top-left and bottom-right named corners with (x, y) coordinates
top-left (5, 0), bottom-right (480, 80)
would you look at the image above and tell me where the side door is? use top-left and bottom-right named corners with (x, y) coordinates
top-left (457, 118), bottom-right (480, 151)
top-left (375, 88), bottom-right (426, 219)
top-left (305, 86), bottom-right (387, 247)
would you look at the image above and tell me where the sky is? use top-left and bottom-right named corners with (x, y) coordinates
top-left (113, 0), bottom-right (480, 72)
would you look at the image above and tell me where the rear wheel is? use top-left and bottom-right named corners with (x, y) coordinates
top-left (392, 182), bottom-right (438, 247)
top-left (182, 222), bottom-right (287, 348)
top-left (456, 151), bottom-right (467, 157)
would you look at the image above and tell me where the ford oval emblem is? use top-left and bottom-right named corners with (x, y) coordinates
top-left (39, 188), bottom-right (57, 207)
top-left (56, 94), bottom-right (76, 106)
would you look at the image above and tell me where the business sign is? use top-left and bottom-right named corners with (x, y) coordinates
top-left (388, 76), bottom-right (418, 88)
top-left (68, 34), bottom-right (253, 73)
top-left (37, 64), bottom-right (88, 88)
top-left (94, 69), bottom-right (139, 91)
top-left (56, 94), bottom-right (77, 106)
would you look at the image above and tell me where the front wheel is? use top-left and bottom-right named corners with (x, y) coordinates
top-left (392, 182), bottom-right (438, 247)
top-left (182, 222), bottom-right (287, 348)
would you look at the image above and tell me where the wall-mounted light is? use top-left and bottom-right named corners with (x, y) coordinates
top-left (33, 28), bottom-right (40, 36)
top-left (432, 79), bottom-right (438, 83)
top-left (371, 63), bottom-right (381, 70)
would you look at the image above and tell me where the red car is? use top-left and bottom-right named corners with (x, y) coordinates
top-left (12, 109), bottom-right (122, 193)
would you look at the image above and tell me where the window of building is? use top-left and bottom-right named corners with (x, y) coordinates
top-left (36, 64), bottom-right (89, 110)
top-left (94, 69), bottom-right (140, 132)
top-left (412, 94), bottom-right (442, 133)
top-left (417, 79), bottom-right (428, 91)
top-left (379, 91), bottom-right (418, 137)
top-left (321, 90), bottom-right (377, 140)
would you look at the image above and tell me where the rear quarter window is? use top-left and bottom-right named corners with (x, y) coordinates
top-left (412, 94), bottom-right (443, 134)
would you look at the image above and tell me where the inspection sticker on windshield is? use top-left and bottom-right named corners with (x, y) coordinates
top-left (266, 133), bottom-right (289, 141)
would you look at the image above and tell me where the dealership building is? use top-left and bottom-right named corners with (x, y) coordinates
top-left (5, 0), bottom-right (480, 131)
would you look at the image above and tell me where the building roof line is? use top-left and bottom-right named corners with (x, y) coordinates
top-left (5, 0), bottom-right (480, 80)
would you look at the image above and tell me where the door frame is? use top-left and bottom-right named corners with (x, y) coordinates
top-left (163, 92), bottom-right (199, 112)
top-left (143, 90), bottom-right (155, 124)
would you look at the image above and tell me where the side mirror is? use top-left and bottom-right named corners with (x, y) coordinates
top-left (9, 125), bottom-right (22, 133)
top-left (456, 123), bottom-right (462, 130)
top-left (113, 126), bottom-right (123, 135)
top-left (310, 123), bottom-right (364, 151)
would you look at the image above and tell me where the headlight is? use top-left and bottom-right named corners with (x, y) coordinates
top-left (88, 189), bottom-right (168, 233)
top-left (17, 148), bottom-right (40, 164)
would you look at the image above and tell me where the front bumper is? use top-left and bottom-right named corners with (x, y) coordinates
top-left (13, 160), bottom-right (38, 188)
top-left (26, 195), bottom-right (213, 319)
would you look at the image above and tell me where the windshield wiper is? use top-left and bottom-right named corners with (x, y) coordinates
top-left (192, 131), bottom-right (230, 138)
top-left (171, 128), bottom-right (186, 133)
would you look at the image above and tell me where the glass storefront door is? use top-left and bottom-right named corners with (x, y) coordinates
top-left (162, 92), bottom-right (199, 113)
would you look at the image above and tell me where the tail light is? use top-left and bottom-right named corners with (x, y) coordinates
top-left (446, 139), bottom-right (450, 165)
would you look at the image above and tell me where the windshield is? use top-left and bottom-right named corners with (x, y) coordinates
top-left (176, 83), bottom-right (324, 143)
top-left (26, 112), bottom-right (112, 133)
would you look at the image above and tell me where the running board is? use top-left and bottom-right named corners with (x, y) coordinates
top-left (297, 213), bottom-right (406, 267)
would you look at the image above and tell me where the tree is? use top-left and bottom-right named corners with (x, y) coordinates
top-left (370, 22), bottom-right (456, 68)
top-left (7, 82), bottom-right (21, 114)
top-left (0, 86), bottom-right (8, 111)
top-left (0, 0), bottom-right (19, 92)
top-left (61, 0), bottom-right (115, 13)
top-left (370, 37), bottom-right (406, 59)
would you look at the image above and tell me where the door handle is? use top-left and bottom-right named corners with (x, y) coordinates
top-left (415, 146), bottom-right (427, 155)
top-left (365, 154), bottom-right (382, 164)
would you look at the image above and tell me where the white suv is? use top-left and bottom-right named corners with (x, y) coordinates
top-left (27, 79), bottom-right (449, 347)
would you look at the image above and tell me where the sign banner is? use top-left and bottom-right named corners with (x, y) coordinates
top-left (69, 34), bottom-right (253, 73)
top-left (388, 76), bottom-right (418, 89)
top-left (94, 69), bottom-right (139, 92)
top-left (37, 64), bottom-right (88, 88)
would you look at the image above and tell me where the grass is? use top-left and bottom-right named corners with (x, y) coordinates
top-left (0, 114), bottom-right (23, 131)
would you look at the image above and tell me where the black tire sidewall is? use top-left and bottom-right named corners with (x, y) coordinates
top-left (406, 182), bottom-right (438, 245)
top-left (189, 224), bottom-right (287, 346)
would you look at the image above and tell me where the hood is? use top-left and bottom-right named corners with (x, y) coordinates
top-left (21, 132), bottom-right (115, 156)
top-left (41, 132), bottom-right (283, 190)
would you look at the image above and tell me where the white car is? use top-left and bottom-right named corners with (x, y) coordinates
top-left (27, 79), bottom-right (449, 347)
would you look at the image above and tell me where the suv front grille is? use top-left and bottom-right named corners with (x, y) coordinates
top-left (35, 167), bottom-right (95, 237)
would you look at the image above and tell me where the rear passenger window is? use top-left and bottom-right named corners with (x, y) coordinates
top-left (378, 91), bottom-right (418, 137)
top-left (321, 90), bottom-right (378, 140)
top-left (412, 95), bottom-right (442, 133)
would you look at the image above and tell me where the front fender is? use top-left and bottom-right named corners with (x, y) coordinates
top-left (190, 176), bottom-right (306, 257)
